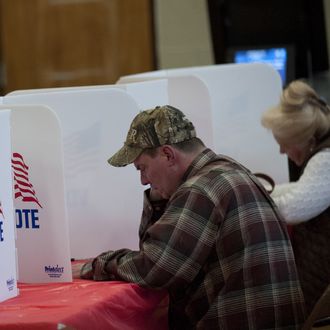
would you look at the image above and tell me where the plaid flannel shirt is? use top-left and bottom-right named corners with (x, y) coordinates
top-left (81, 149), bottom-right (305, 329)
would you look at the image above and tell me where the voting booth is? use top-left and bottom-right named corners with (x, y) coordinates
top-left (0, 63), bottom-right (289, 287)
top-left (4, 80), bottom-right (213, 261)
top-left (0, 110), bottom-right (18, 302)
top-left (117, 77), bottom-right (214, 148)
top-left (118, 62), bottom-right (289, 184)
top-left (3, 89), bottom-right (147, 259)
top-left (0, 105), bottom-right (72, 283)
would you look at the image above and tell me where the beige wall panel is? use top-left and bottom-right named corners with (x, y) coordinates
top-left (154, 0), bottom-right (214, 69)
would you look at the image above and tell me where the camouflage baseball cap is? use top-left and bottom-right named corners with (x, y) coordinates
top-left (108, 105), bottom-right (196, 167)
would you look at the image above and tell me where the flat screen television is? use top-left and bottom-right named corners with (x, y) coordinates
top-left (226, 45), bottom-right (295, 86)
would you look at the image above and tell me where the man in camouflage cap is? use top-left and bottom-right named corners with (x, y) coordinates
top-left (108, 105), bottom-right (196, 167)
top-left (76, 105), bottom-right (305, 329)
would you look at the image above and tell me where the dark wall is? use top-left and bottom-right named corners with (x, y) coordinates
top-left (208, 0), bottom-right (329, 82)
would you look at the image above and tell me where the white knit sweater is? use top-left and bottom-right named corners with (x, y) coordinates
top-left (271, 148), bottom-right (330, 224)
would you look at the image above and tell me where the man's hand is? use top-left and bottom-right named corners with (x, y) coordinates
top-left (149, 188), bottom-right (165, 201)
top-left (71, 261), bottom-right (85, 279)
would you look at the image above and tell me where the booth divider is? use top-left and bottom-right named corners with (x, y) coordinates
top-left (0, 110), bottom-right (18, 301)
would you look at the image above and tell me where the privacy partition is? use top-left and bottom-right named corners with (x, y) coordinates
top-left (0, 105), bottom-right (72, 283)
top-left (0, 63), bottom-right (287, 285)
top-left (0, 110), bottom-right (18, 301)
top-left (118, 62), bottom-right (289, 184)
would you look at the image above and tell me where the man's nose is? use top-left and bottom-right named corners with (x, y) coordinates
top-left (140, 172), bottom-right (149, 185)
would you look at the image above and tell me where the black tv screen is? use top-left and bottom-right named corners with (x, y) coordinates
top-left (227, 45), bottom-right (295, 86)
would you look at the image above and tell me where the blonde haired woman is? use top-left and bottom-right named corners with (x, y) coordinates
top-left (261, 80), bottom-right (330, 315)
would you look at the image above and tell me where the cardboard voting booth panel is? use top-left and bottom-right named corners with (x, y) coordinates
top-left (117, 79), bottom-right (169, 109)
top-left (165, 76), bottom-right (214, 148)
top-left (118, 63), bottom-right (289, 184)
top-left (4, 63), bottom-right (285, 263)
top-left (3, 89), bottom-right (145, 259)
top-left (0, 110), bottom-right (18, 301)
top-left (4, 81), bottom-right (214, 259)
top-left (117, 77), bottom-right (214, 148)
top-left (7, 86), bottom-right (123, 97)
top-left (8, 78), bottom-right (214, 149)
top-left (0, 105), bottom-right (72, 283)
top-left (7, 80), bottom-right (169, 111)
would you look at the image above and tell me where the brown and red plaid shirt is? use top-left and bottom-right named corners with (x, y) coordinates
top-left (81, 149), bottom-right (306, 329)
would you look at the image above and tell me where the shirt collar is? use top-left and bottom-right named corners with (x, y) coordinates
top-left (181, 148), bottom-right (219, 182)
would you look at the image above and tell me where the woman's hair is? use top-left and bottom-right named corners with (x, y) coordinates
top-left (261, 80), bottom-right (330, 145)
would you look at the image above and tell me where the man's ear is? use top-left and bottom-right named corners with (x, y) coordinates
top-left (161, 145), bottom-right (176, 165)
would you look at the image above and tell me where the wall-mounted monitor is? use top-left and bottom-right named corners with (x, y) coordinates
top-left (226, 45), bottom-right (295, 87)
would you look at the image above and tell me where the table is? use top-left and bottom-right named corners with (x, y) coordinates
top-left (0, 279), bottom-right (168, 329)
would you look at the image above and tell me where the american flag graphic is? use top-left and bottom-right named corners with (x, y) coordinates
top-left (0, 201), bottom-right (4, 218)
top-left (11, 153), bottom-right (42, 208)
top-left (63, 122), bottom-right (101, 179)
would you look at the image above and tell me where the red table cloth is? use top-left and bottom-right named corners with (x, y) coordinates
top-left (0, 279), bottom-right (168, 330)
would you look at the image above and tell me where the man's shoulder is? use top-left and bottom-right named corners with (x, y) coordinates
top-left (183, 149), bottom-right (255, 193)
top-left (183, 160), bottom-right (248, 195)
